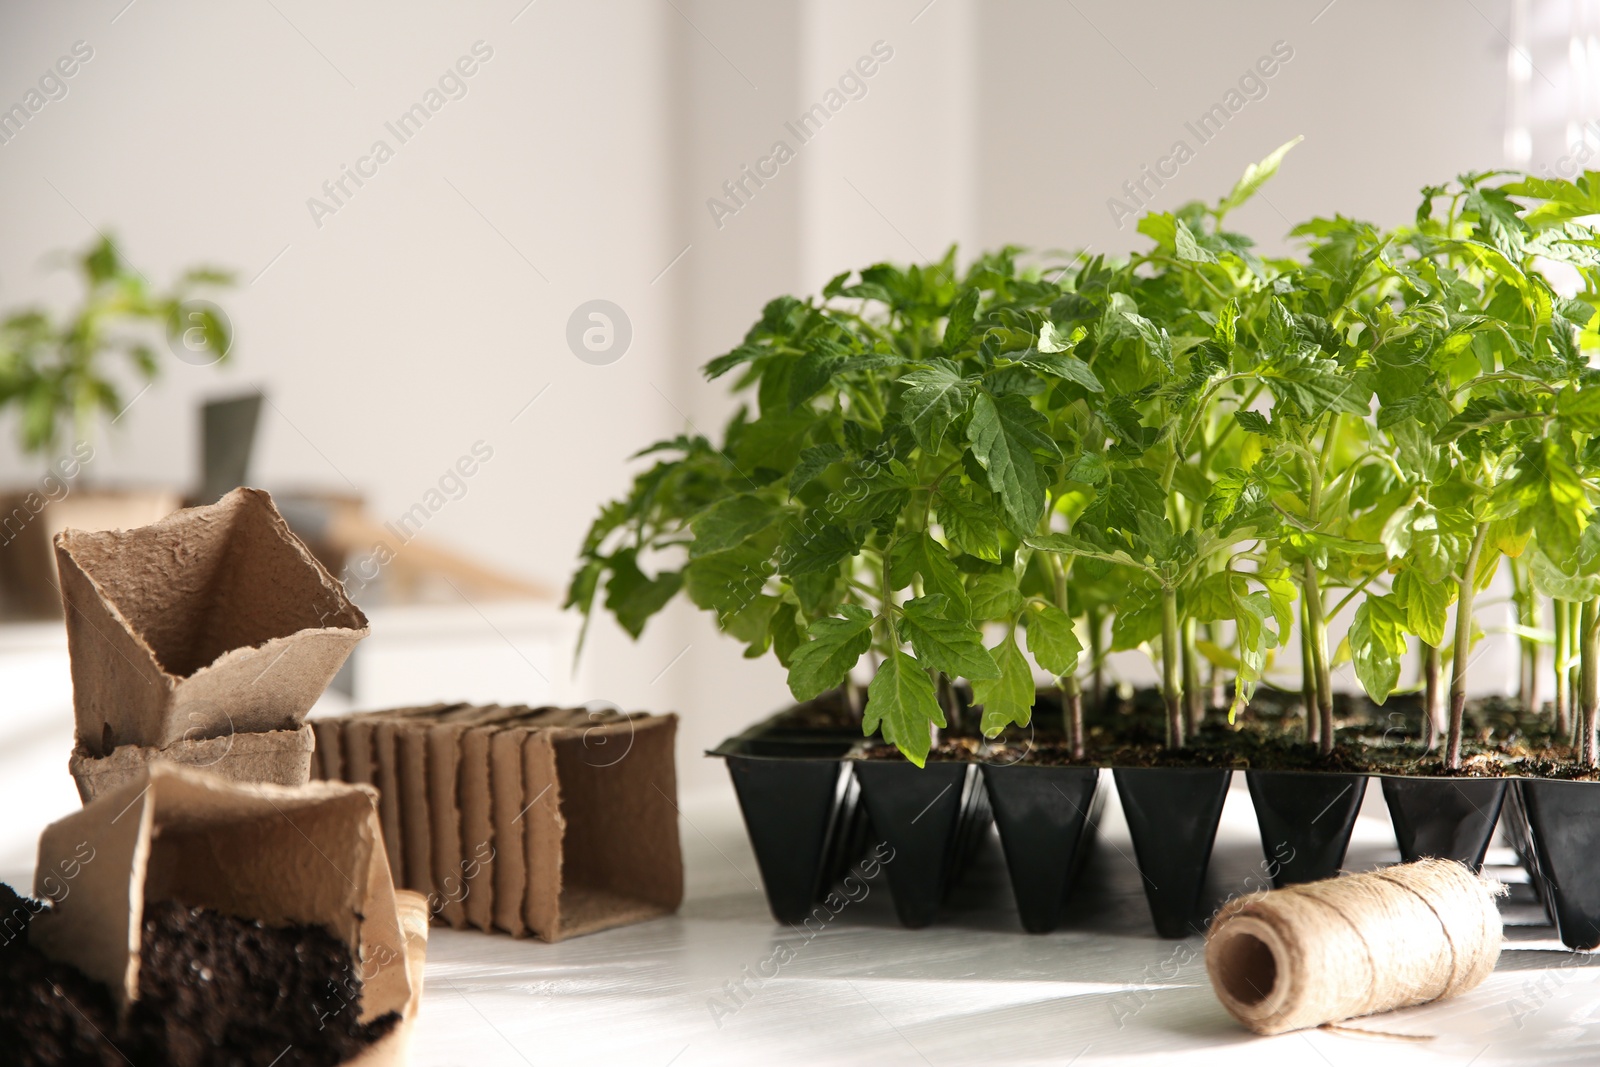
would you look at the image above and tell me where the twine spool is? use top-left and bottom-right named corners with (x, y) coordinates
top-left (1205, 859), bottom-right (1504, 1035)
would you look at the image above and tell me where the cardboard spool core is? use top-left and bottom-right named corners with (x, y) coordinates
top-left (1208, 915), bottom-right (1294, 1026)
top-left (1213, 927), bottom-right (1279, 1006)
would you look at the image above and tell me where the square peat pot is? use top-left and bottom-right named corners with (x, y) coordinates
top-left (55, 487), bottom-right (369, 755)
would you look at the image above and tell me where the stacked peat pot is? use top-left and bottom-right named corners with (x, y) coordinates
top-left (56, 487), bottom-right (368, 800)
top-left (572, 147), bottom-right (1600, 949)
top-left (307, 703), bottom-right (684, 941)
top-left (15, 489), bottom-right (440, 1064)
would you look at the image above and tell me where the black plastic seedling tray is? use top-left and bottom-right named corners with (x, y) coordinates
top-left (711, 706), bottom-right (1600, 945)
top-left (1246, 770), bottom-right (1368, 888)
top-left (981, 764), bottom-right (1103, 933)
top-left (1516, 778), bottom-right (1600, 950)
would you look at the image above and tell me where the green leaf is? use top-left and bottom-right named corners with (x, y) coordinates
top-left (789, 444), bottom-right (844, 494)
top-left (1025, 602), bottom-right (1082, 676)
top-left (970, 633), bottom-right (1035, 736)
top-left (788, 352), bottom-right (844, 408)
top-left (1025, 532), bottom-right (1147, 572)
top-left (966, 392), bottom-right (1060, 534)
top-left (1206, 467), bottom-right (1263, 527)
top-left (1038, 320), bottom-right (1072, 353)
top-left (771, 602), bottom-right (803, 667)
top-left (935, 480), bottom-right (1002, 562)
top-left (1116, 310), bottom-right (1174, 371)
top-left (604, 552), bottom-right (683, 638)
top-left (1214, 299), bottom-right (1239, 349)
top-left (864, 650), bottom-right (946, 766)
top-left (1234, 409), bottom-right (1276, 437)
top-left (1111, 589), bottom-right (1164, 650)
top-left (830, 460), bottom-right (914, 527)
top-left (890, 532), bottom-right (971, 617)
top-left (684, 543), bottom-right (774, 619)
top-left (968, 570), bottom-right (1024, 620)
top-left (1530, 546), bottom-right (1600, 600)
top-left (1349, 594), bottom-right (1408, 704)
top-left (1500, 172), bottom-right (1600, 227)
top-left (1528, 439), bottom-right (1588, 568)
top-left (1019, 352), bottom-right (1104, 392)
top-left (690, 494), bottom-right (781, 557)
top-left (898, 596), bottom-right (1000, 680)
top-left (726, 594), bottom-right (779, 649)
top-left (778, 518), bottom-right (862, 577)
top-left (1230, 589), bottom-right (1278, 713)
top-left (899, 360), bottom-right (972, 452)
top-left (944, 287), bottom-right (980, 349)
top-left (1066, 452), bottom-right (1109, 485)
top-left (1262, 573), bottom-right (1297, 637)
top-left (1406, 504), bottom-right (1470, 584)
top-left (704, 343), bottom-right (765, 380)
top-left (787, 605), bottom-right (875, 701)
top-left (565, 560), bottom-right (602, 616)
top-left (1175, 219), bottom-right (1217, 263)
top-left (1259, 351), bottom-right (1370, 417)
top-left (1188, 572), bottom-right (1241, 623)
top-left (1393, 567), bottom-right (1450, 647)
top-left (1218, 135), bottom-right (1303, 218)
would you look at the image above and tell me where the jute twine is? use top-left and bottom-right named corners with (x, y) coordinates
top-left (1205, 859), bottom-right (1505, 1035)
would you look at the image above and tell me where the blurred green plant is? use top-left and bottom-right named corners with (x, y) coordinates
top-left (0, 234), bottom-right (233, 456)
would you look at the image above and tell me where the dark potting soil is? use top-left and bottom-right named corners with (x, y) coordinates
top-left (0, 885), bottom-right (397, 1067)
top-left (856, 737), bottom-right (985, 763)
top-left (773, 687), bottom-right (985, 742)
top-left (840, 684), bottom-right (1600, 777)
top-left (767, 690), bottom-right (864, 733)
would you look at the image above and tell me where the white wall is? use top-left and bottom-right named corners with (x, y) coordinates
top-left (0, 1), bottom-right (1519, 796)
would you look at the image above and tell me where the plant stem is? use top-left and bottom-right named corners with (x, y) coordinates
top-left (1582, 597), bottom-right (1600, 768)
top-left (1510, 558), bottom-right (1538, 713)
top-left (1048, 555), bottom-right (1085, 759)
top-left (843, 676), bottom-right (863, 720)
top-left (1088, 608), bottom-right (1105, 712)
top-left (1422, 642), bottom-right (1441, 752)
top-left (936, 673), bottom-right (961, 735)
top-left (1302, 560), bottom-right (1334, 756)
top-left (1182, 616), bottom-right (1202, 738)
top-left (1161, 586), bottom-right (1184, 748)
top-left (1554, 598), bottom-right (1571, 737)
top-left (1208, 623), bottom-right (1226, 711)
top-left (1446, 523), bottom-right (1490, 770)
top-left (1300, 596), bottom-right (1319, 748)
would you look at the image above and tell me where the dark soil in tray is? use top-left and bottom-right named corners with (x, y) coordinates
top-left (856, 737), bottom-right (985, 763)
top-left (771, 687), bottom-right (984, 739)
top-left (832, 684), bottom-right (1600, 778)
top-left (766, 690), bottom-right (865, 733)
top-left (0, 883), bottom-right (397, 1067)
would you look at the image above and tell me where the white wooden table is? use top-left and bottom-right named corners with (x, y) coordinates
top-left (2, 619), bottom-right (1596, 1066)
